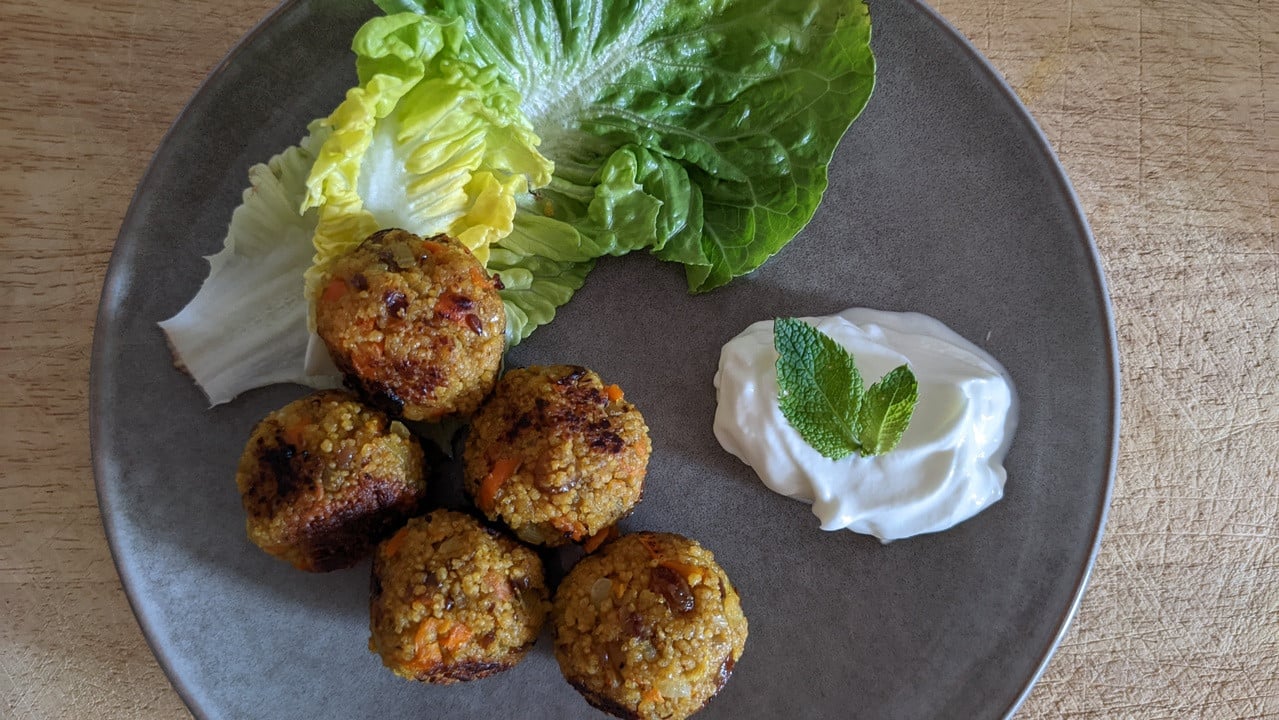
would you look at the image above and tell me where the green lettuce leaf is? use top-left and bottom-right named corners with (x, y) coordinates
top-left (378, 0), bottom-right (875, 291)
top-left (162, 1), bottom-right (875, 407)
top-left (486, 248), bottom-right (594, 345)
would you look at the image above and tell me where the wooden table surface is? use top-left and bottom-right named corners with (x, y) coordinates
top-left (2, 0), bottom-right (1275, 717)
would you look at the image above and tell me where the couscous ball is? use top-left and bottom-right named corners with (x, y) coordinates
top-left (315, 229), bottom-right (506, 422)
top-left (552, 532), bottom-right (747, 720)
top-left (236, 390), bottom-right (427, 571)
top-left (369, 510), bottom-right (549, 683)
top-left (463, 366), bottom-right (650, 547)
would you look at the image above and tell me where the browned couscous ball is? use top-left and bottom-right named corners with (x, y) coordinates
top-left (369, 510), bottom-right (549, 683)
top-left (553, 532), bottom-right (747, 720)
top-left (236, 390), bottom-right (427, 572)
top-left (462, 366), bottom-right (650, 547)
top-left (315, 228), bottom-right (506, 422)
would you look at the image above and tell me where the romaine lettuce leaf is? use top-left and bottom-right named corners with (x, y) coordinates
top-left (159, 124), bottom-right (343, 405)
top-left (378, 0), bottom-right (875, 291)
top-left (162, 0), bottom-right (874, 407)
top-left (486, 249), bottom-right (594, 345)
top-left (302, 12), bottom-right (554, 298)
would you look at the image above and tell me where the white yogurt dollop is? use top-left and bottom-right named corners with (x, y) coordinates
top-left (713, 308), bottom-right (1017, 543)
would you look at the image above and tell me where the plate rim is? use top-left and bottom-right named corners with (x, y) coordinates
top-left (89, 1), bottom-right (1120, 718)
top-left (904, 3), bottom-right (1119, 717)
top-left (90, 1), bottom-right (305, 717)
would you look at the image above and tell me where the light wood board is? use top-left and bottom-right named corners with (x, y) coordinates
top-left (2, 0), bottom-right (1275, 716)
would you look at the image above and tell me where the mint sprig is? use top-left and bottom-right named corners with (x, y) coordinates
top-left (774, 317), bottom-right (919, 459)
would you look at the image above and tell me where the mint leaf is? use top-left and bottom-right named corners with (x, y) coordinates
top-left (857, 364), bottom-right (919, 455)
top-left (774, 318), bottom-right (920, 459)
top-left (774, 318), bottom-right (864, 459)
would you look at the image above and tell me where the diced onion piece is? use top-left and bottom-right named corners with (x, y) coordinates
top-left (590, 577), bottom-right (613, 605)
top-left (657, 678), bottom-right (692, 699)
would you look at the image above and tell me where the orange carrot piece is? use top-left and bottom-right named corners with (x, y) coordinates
top-left (660, 560), bottom-right (703, 582)
top-left (434, 292), bottom-right (476, 323)
top-left (383, 527), bottom-right (410, 558)
top-left (582, 529), bottom-right (610, 554)
top-left (321, 278), bottom-right (348, 303)
top-left (410, 642), bottom-right (442, 670)
top-left (641, 687), bottom-right (663, 705)
top-left (605, 384), bottom-right (624, 402)
top-left (413, 617), bottom-right (444, 666)
top-left (551, 516), bottom-right (587, 542)
top-left (478, 458), bottom-right (519, 513)
top-left (439, 623), bottom-right (472, 653)
top-left (485, 571), bottom-right (513, 601)
top-left (469, 266), bottom-right (488, 287)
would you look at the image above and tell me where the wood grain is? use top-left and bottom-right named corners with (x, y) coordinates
top-left (930, 1), bottom-right (1279, 717)
top-left (1, 0), bottom-right (1275, 718)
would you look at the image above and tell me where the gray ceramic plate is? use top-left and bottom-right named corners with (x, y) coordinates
top-left (92, 1), bottom-right (1118, 718)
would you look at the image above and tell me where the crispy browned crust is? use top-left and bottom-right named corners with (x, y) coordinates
top-left (285, 476), bottom-right (424, 572)
top-left (714, 655), bottom-right (736, 693)
top-left (236, 390), bottom-right (427, 571)
top-left (568, 678), bottom-right (644, 720)
top-left (563, 654), bottom-right (737, 720)
top-left (410, 645), bottom-right (531, 685)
